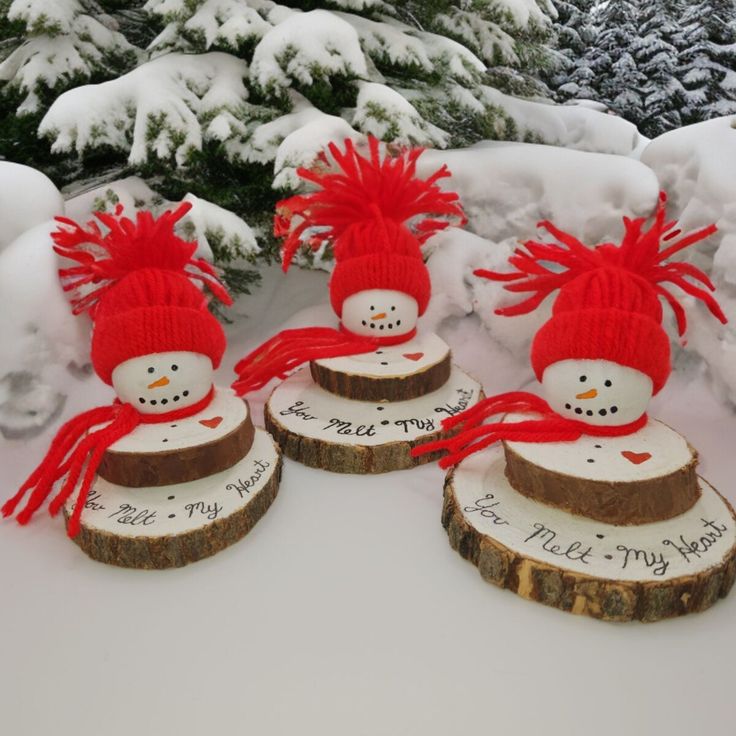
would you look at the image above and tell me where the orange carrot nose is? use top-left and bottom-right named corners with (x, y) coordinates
top-left (576, 388), bottom-right (598, 400)
top-left (147, 376), bottom-right (170, 389)
top-left (371, 312), bottom-right (387, 320)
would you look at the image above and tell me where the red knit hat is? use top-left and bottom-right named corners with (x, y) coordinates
top-left (52, 202), bottom-right (233, 385)
top-left (275, 136), bottom-right (465, 317)
top-left (476, 194), bottom-right (727, 395)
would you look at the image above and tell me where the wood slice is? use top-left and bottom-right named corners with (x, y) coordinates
top-left (310, 332), bottom-right (451, 401)
top-left (98, 389), bottom-right (254, 487)
top-left (443, 445), bottom-right (736, 622)
top-left (65, 428), bottom-right (281, 569)
top-left (265, 364), bottom-right (483, 474)
top-left (503, 418), bottom-right (700, 525)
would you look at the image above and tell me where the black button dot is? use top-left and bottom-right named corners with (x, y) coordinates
top-left (376, 406), bottom-right (384, 411)
top-left (151, 400), bottom-right (157, 406)
top-left (148, 367), bottom-right (154, 374)
top-left (604, 379), bottom-right (611, 387)
top-left (138, 397), bottom-right (145, 404)
top-left (381, 361), bottom-right (388, 366)
top-left (586, 409), bottom-right (593, 416)
top-left (376, 350), bottom-right (383, 354)
top-left (161, 398), bottom-right (168, 405)
top-left (596, 533), bottom-right (605, 539)
top-left (587, 458), bottom-right (595, 463)
top-left (173, 395), bottom-right (180, 402)
top-left (183, 390), bottom-right (189, 397)
top-left (381, 420), bottom-right (389, 425)
top-left (574, 407), bottom-right (582, 414)
top-left (610, 406), bottom-right (618, 414)
top-left (594, 444), bottom-right (602, 448)
top-left (604, 554), bottom-right (613, 560)
top-left (579, 375), bottom-right (587, 382)
top-left (565, 403), bottom-right (571, 409)
top-left (172, 364), bottom-right (178, 371)
top-left (599, 409), bottom-right (607, 416)
top-left (162, 438), bottom-right (168, 443)
top-left (170, 425), bottom-right (177, 428)
top-left (168, 513), bottom-right (176, 519)
top-left (168, 495), bottom-right (175, 500)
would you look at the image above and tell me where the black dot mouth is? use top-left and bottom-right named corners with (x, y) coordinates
top-left (574, 407), bottom-right (582, 415)
top-left (387, 323), bottom-right (393, 329)
top-left (138, 397), bottom-right (146, 404)
top-left (361, 320), bottom-right (367, 326)
top-left (183, 390), bottom-right (189, 397)
top-left (370, 323), bottom-right (376, 329)
top-left (379, 324), bottom-right (384, 330)
top-left (161, 398), bottom-right (168, 405)
top-left (173, 395), bottom-right (180, 402)
top-left (151, 400), bottom-right (157, 406)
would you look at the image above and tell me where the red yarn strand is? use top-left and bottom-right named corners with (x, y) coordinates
top-left (475, 192), bottom-right (726, 335)
top-left (52, 201), bottom-right (233, 317)
top-left (412, 392), bottom-right (648, 469)
top-left (275, 136), bottom-right (465, 271)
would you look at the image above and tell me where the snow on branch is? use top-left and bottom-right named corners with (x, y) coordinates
top-left (146, 0), bottom-right (274, 54)
top-left (250, 9), bottom-right (369, 92)
top-left (39, 52), bottom-right (251, 166)
top-left (0, 0), bottom-right (137, 113)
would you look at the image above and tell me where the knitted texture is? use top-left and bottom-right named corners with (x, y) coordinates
top-left (275, 135), bottom-right (465, 316)
top-left (232, 136), bottom-right (465, 395)
top-left (52, 202), bottom-right (232, 384)
top-left (3, 203), bottom-right (232, 536)
top-left (476, 193), bottom-right (726, 394)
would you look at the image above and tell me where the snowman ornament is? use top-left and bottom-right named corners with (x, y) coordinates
top-left (415, 195), bottom-right (736, 622)
top-left (232, 136), bottom-right (482, 474)
top-left (2, 203), bottom-right (281, 569)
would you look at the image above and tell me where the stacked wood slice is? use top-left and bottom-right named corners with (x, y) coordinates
top-left (66, 389), bottom-right (281, 569)
top-left (442, 419), bottom-right (736, 622)
top-left (265, 333), bottom-right (483, 473)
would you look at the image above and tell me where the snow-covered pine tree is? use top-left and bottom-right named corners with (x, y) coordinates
top-left (679, 0), bottom-right (736, 123)
top-left (0, 1), bottom-right (560, 293)
top-left (632, 0), bottom-right (686, 137)
top-left (543, 0), bottom-right (595, 97)
top-left (586, 1), bottom-right (640, 110)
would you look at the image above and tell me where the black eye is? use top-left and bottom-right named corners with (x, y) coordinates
top-left (391, 306), bottom-right (395, 311)
top-left (171, 364), bottom-right (178, 371)
top-left (370, 306), bottom-right (374, 311)
top-left (148, 367), bottom-right (154, 374)
top-left (604, 379), bottom-right (611, 387)
top-left (579, 375), bottom-right (587, 382)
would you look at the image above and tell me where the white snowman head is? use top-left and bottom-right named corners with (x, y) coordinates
top-left (542, 359), bottom-right (653, 426)
top-left (111, 351), bottom-right (214, 414)
top-left (341, 288), bottom-right (418, 338)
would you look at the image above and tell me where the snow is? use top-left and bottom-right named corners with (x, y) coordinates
top-left (0, 162), bottom-right (64, 252)
top-left (146, 0), bottom-right (273, 53)
top-left (640, 115), bottom-right (736, 403)
top-left (250, 10), bottom-right (368, 90)
top-left (352, 81), bottom-right (448, 147)
top-left (39, 52), bottom-right (250, 166)
top-left (0, 221), bottom-right (91, 438)
top-left (479, 86), bottom-right (644, 154)
top-left (0, 0), bottom-right (136, 113)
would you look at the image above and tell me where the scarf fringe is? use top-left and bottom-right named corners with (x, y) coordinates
top-left (412, 392), bottom-right (648, 469)
top-left (232, 326), bottom-right (405, 396)
top-left (3, 405), bottom-right (140, 537)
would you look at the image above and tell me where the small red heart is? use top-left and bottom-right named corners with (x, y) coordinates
top-left (403, 352), bottom-right (424, 361)
top-left (199, 416), bottom-right (223, 429)
top-left (621, 450), bottom-right (651, 465)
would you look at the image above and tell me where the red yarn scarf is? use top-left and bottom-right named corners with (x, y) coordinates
top-left (412, 391), bottom-right (648, 469)
top-left (232, 324), bottom-right (417, 396)
top-left (2, 388), bottom-right (215, 538)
